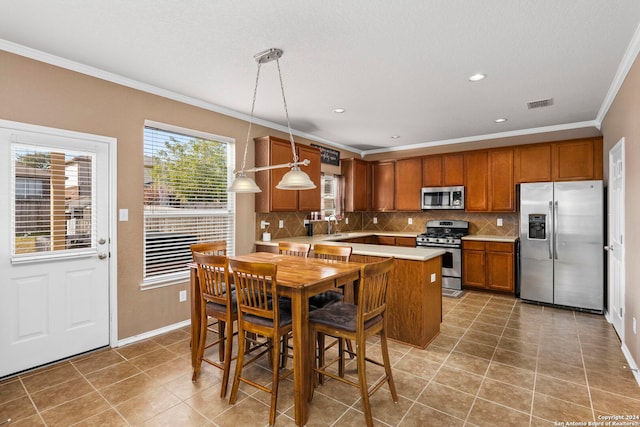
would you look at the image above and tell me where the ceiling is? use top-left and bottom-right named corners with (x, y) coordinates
top-left (2, 1), bottom-right (640, 155)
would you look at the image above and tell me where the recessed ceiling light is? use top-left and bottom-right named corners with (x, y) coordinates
top-left (391, 135), bottom-right (400, 139)
top-left (468, 73), bottom-right (486, 82)
top-left (332, 108), bottom-right (346, 113)
top-left (494, 118), bottom-right (508, 123)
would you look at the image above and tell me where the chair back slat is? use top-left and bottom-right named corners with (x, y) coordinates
top-left (230, 259), bottom-right (278, 322)
top-left (312, 243), bottom-right (352, 262)
top-left (278, 241), bottom-right (311, 258)
top-left (190, 241), bottom-right (227, 258)
top-left (357, 257), bottom-right (394, 325)
top-left (193, 252), bottom-right (230, 307)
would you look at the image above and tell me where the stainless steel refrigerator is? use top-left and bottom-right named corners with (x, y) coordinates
top-left (519, 181), bottom-right (604, 312)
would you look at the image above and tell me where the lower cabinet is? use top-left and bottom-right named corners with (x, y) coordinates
top-left (462, 240), bottom-right (515, 293)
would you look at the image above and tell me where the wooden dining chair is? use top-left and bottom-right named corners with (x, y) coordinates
top-left (191, 252), bottom-right (236, 398)
top-left (190, 240), bottom-right (227, 256)
top-left (310, 243), bottom-right (355, 378)
top-left (277, 241), bottom-right (311, 258)
top-left (190, 241), bottom-right (228, 360)
top-left (228, 259), bottom-right (293, 426)
top-left (309, 257), bottom-right (398, 427)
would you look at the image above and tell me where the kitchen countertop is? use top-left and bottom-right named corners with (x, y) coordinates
top-left (462, 235), bottom-right (519, 243)
top-left (255, 232), bottom-right (445, 261)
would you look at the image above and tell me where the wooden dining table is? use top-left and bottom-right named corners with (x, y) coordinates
top-left (190, 251), bottom-right (363, 427)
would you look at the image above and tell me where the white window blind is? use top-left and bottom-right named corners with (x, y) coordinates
top-left (143, 123), bottom-right (235, 287)
top-left (320, 173), bottom-right (343, 219)
top-left (11, 144), bottom-right (96, 261)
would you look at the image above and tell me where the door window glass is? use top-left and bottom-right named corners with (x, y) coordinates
top-left (12, 144), bottom-right (96, 258)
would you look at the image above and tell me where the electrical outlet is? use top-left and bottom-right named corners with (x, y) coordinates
top-left (345, 217), bottom-right (349, 225)
top-left (497, 218), bottom-right (503, 227)
top-left (373, 217), bottom-right (378, 224)
top-left (408, 217), bottom-right (413, 225)
top-left (279, 220), bottom-right (284, 228)
top-left (634, 317), bottom-right (637, 335)
top-left (179, 290), bottom-right (187, 302)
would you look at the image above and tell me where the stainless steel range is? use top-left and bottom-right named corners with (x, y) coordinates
top-left (416, 220), bottom-right (469, 291)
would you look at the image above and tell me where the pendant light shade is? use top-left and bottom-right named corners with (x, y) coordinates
top-left (228, 48), bottom-right (316, 193)
top-left (228, 173), bottom-right (262, 193)
top-left (276, 166), bottom-right (317, 190)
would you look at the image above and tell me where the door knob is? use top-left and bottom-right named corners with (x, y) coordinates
top-left (98, 238), bottom-right (106, 245)
top-left (604, 246), bottom-right (613, 252)
top-left (98, 253), bottom-right (108, 260)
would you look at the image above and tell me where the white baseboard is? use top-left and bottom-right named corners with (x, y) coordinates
top-left (621, 343), bottom-right (640, 387)
top-left (115, 319), bottom-right (191, 347)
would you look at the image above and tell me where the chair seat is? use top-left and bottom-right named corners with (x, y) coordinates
top-left (309, 302), bottom-right (382, 332)
top-left (242, 299), bottom-right (292, 328)
top-left (205, 299), bottom-right (237, 316)
top-left (309, 290), bottom-right (344, 310)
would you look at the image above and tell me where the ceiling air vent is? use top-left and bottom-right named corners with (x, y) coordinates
top-left (527, 98), bottom-right (554, 109)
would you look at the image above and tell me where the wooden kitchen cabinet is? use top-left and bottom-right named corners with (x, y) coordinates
top-left (464, 149), bottom-right (515, 212)
top-left (341, 158), bottom-right (371, 212)
top-left (489, 149), bottom-right (515, 211)
top-left (462, 240), bottom-right (515, 293)
top-left (371, 160), bottom-right (395, 211)
top-left (254, 136), bottom-right (321, 212)
top-left (422, 154), bottom-right (464, 187)
top-left (515, 138), bottom-right (603, 183)
top-left (395, 157), bottom-right (422, 211)
top-left (514, 143), bottom-right (553, 183)
top-left (552, 138), bottom-right (603, 181)
top-left (464, 151), bottom-right (489, 211)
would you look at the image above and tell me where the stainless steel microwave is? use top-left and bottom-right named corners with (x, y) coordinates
top-left (421, 186), bottom-right (465, 210)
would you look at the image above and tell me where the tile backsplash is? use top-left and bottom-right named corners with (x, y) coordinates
top-left (255, 211), bottom-right (518, 240)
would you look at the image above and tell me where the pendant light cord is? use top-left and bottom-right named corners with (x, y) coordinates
top-left (239, 62), bottom-right (262, 174)
top-left (276, 58), bottom-right (299, 164)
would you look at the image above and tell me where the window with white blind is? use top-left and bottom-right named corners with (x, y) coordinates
top-left (143, 122), bottom-right (235, 288)
top-left (320, 173), bottom-right (343, 219)
top-left (11, 144), bottom-right (96, 260)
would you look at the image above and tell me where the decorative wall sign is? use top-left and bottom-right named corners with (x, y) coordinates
top-left (311, 144), bottom-right (340, 166)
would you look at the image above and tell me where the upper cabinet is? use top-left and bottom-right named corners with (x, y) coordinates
top-left (465, 149), bottom-right (515, 212)
top-left (254, 136), bottom-right (321, 212)
top-left (371, 160), bottom-right (395, 211)
top-left (395, 157), bottom-right (422, 211)
top-left (341, 158), bottom-right (370, 212)
top-left (551, 138), bottom-right (603, 181)
top-left (422, 154), bottom-right (464, 187)
top-left (515, 137), bottom-right (603, 183)
top-left (464, 151), bottom-right (489, 211)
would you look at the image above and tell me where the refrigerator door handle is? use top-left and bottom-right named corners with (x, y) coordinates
top-left (548, 201), bottom-right (553, 259)
top-left (554, 200), bottom-right (559, 260)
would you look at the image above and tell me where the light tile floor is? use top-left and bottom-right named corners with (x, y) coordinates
top-left (1, 291), bottom-right (639, 426)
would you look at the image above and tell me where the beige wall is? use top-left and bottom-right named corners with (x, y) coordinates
top-left (0, 50), bottom-right (358, 339)
top-left (602, 54), bottom-right (640, 365)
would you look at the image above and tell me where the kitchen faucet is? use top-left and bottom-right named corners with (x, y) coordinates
top-left (327, 214), bottom-right (338, 235)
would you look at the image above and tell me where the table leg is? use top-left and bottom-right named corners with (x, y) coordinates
top-left (291, 290), bottom-right (310, 426)
top-left (190, 268), bottom-right (201, 368)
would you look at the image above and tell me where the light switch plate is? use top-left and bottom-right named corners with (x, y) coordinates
top-left (408, 218), bottom-right (413, 225)
top-left (279, 220), bottom-right (284, 228)
top-left (497, 218), bottom-right (503, 227)
top-left (430, 273), bottom-right (436, 283)
top-left (179, 290), bottom-right (187, 302)
top-left (373, 217), bottom-right (378, 224)
top-left (119, 209), bottom-right (128, 221)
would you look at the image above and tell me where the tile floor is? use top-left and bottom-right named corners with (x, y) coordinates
top-left (1, 291), bottom-right (639, 426)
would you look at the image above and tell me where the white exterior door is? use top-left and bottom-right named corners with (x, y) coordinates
top-left (0, 122), bottom-right (112, 377)
top-left (608, 138), bottom-right (625, 339)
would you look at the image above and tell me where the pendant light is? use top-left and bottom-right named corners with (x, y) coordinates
top-left (228, 48), bottom-right (316, 193)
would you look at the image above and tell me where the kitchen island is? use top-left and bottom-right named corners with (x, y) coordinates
top-left (255, 233), bottom-right (445, 348)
